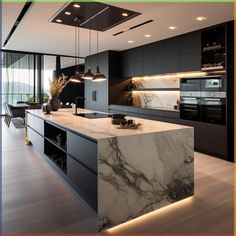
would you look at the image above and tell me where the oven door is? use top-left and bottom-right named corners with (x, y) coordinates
top-left (200, 75), bottom-right (226, 92)
top-left (200, 99), bottom-right (226, 125)
top-left (180, 98), bottom-right (200, 121)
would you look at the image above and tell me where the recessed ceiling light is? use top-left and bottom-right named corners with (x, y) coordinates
top-left (56, 19), bottom-right (62, 23)
top-left (73, 4), bottom-right (80, 8)
top-left (145, 34), bottom-right (152, 38)
top-left (196, 16), bottom-right (207, 21)
top-left (168, 26), bottom-right (177, 30)
top-left (122, 13), bottom-right (128, 17)
top-left (65, 11), bottom-right (71, 15)
top-left (128, 40), bottom-right (134, 43)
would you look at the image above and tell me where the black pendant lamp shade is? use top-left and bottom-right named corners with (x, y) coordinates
top-left (93, 66), bottom-right (106, 82)
top-left (82, 68), bottom-right (94, 80)
top-left (70, 70), bottom-right (82, 83)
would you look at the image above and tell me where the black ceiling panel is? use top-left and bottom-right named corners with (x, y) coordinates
top-left (49, 2), bottom-right (141, 31)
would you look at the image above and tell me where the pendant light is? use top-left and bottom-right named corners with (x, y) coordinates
top-left (82, 19), bottom-right (94, 80)
top-left (92, 14), bottom-right (106, 82)
top-left (70, 20), bottom-right (82, 83)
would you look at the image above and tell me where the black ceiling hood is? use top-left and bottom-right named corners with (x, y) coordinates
top-left (49, 2), bottom-right (141, 32)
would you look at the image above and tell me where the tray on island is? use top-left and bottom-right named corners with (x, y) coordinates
top-left (116, 123), bottom-right (142, 129)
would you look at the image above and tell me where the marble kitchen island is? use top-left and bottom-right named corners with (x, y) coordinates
top-left (26, 108), bottom-right (194, 232)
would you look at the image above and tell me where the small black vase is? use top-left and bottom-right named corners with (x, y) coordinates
top-left (48, 97), bottom-right (60, 111)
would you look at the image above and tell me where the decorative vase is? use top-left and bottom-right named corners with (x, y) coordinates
top-left (48, 97), bottom-right (61, 111)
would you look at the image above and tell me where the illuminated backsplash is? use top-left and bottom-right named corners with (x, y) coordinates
top-left (130, 72), bottom-right (207, 109)
top-left (132, 91), bottom-right (180, 109)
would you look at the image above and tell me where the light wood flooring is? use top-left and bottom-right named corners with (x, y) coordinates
top-left (1, 119), bottom-right (234, 234)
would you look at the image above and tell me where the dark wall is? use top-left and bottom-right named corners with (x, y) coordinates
top-left (84, 51), bottom-right (121, 112)
top-left (57, 64), bottom-right (85, 105)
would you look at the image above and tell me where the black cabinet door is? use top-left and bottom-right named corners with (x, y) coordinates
top-left (179, 31), bottom-right (201, 54)
top-left (67, 132), bottom-right (97, 173)
top-left (164, 56), bottom-right (179, 73)
top-left (166, 37), bottom-right (180, 57)
top-left (199, 123), bottom-right (227, 158)
top-left (27, 113), bottom-right (44, 135)
top-left (67, 156), bottom-right (97, 211)
top-left (152, 58), bottom-right (166, 74)
top-left (27, 126), bottom-right (44, 156)
top-left (179, 51), bottom-right (201, 72)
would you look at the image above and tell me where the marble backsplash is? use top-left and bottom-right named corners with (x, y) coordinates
top-left (132, 91), bottom-right (180, 109)
top-left (131, 76), bottom-right (180, 109)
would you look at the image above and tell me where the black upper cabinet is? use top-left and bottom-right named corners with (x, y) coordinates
top-left (166, 37), bottom-right (180, 57)
top-left (164, 56), bottom-right (179, 73)
top-left (179, 31), bottom-right (201, 54)
top-left (122, 30), bottom-right (202, 77)
top-left (152, 40), bottom-right (166, 59)
top-left (179, 51), bottom-right (201, 72)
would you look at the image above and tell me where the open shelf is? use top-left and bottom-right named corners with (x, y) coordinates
top-left (44, 139), bottom-right (67, 174)
top-left (202, 45), bottom-right (225, 52)
top-left (201, 25), bottom-right (225, 72)
top-left (45, 122), bottom-right (67, 152)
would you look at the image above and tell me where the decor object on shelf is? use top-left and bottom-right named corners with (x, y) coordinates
top-left (48, 74), bottom-right (69, 111)
top-left (70, 18), bottom-right (83, 83)
top-left (93, 14), bottom-right (106, 82)
top-left (127, 94), bottom-right (133, 106)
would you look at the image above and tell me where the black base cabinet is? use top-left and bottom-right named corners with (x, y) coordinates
top-left (27, 127), bottom-right (44, 156)
top-left (67, 156), bottom-right (97, 211)
top-left (26, 112), bottom-right (98, 212)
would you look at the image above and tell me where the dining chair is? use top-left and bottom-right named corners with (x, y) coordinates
top-left (4, 102), bottom-right (26, 127)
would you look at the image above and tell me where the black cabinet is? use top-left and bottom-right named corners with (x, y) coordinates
top-left (179, 31), bottom-right (201, 54)
top-left (179, 51), bottom-right (201, 72)
top-left (27, 113), bottom-right (44, 135)
top-left (67, 132), bottom-right (97, 173)
top-left (67, 156), bottom-right (97, 211)
top-left (164, 56), bottom-right (179, 73)
top-left (121, 31), bottom-right (201, 77)
top-left (28, 126), bottom-right (44, 156)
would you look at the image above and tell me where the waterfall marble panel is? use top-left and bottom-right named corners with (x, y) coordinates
top-left (98, 127), bottom-right (194, 231)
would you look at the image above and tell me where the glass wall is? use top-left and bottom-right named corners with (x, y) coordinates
top-left (1, 52), bottom-right (39, 111)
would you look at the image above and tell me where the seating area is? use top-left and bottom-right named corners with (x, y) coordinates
top-left (4, 102), bottom-right (26, 127)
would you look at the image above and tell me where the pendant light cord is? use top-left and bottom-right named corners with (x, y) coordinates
top-left (89, 19), bottom-right (91, 56)
top-left (96, 15), bottom-right (98, 67)
top-left (74, 26), bottom-right (77, 71)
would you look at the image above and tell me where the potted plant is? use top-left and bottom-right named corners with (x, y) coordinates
top-left (48, 74), bottom-right (69, 111)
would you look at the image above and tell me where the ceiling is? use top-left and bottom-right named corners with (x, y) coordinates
top-left (2, 2), bottom-right (234, 58)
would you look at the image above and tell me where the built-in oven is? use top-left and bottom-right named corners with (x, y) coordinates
top-left (200, 75), bottom-right (226, 92)
top-left (180, 78), bottom-right (201, 91)
top-left (180, 97), bottom-right (201, 121)
top-left (200, 97), bottom-right (226, 125)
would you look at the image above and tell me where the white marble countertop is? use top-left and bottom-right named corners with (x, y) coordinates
top-left (27, 108), bottom-right (191, 140)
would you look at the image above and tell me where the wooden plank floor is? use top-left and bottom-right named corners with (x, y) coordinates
top-left (2, 119), bottom-right (234, 234)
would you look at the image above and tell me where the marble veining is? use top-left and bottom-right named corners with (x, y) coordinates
top-left (98, 128), bottom-right (194, 231)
